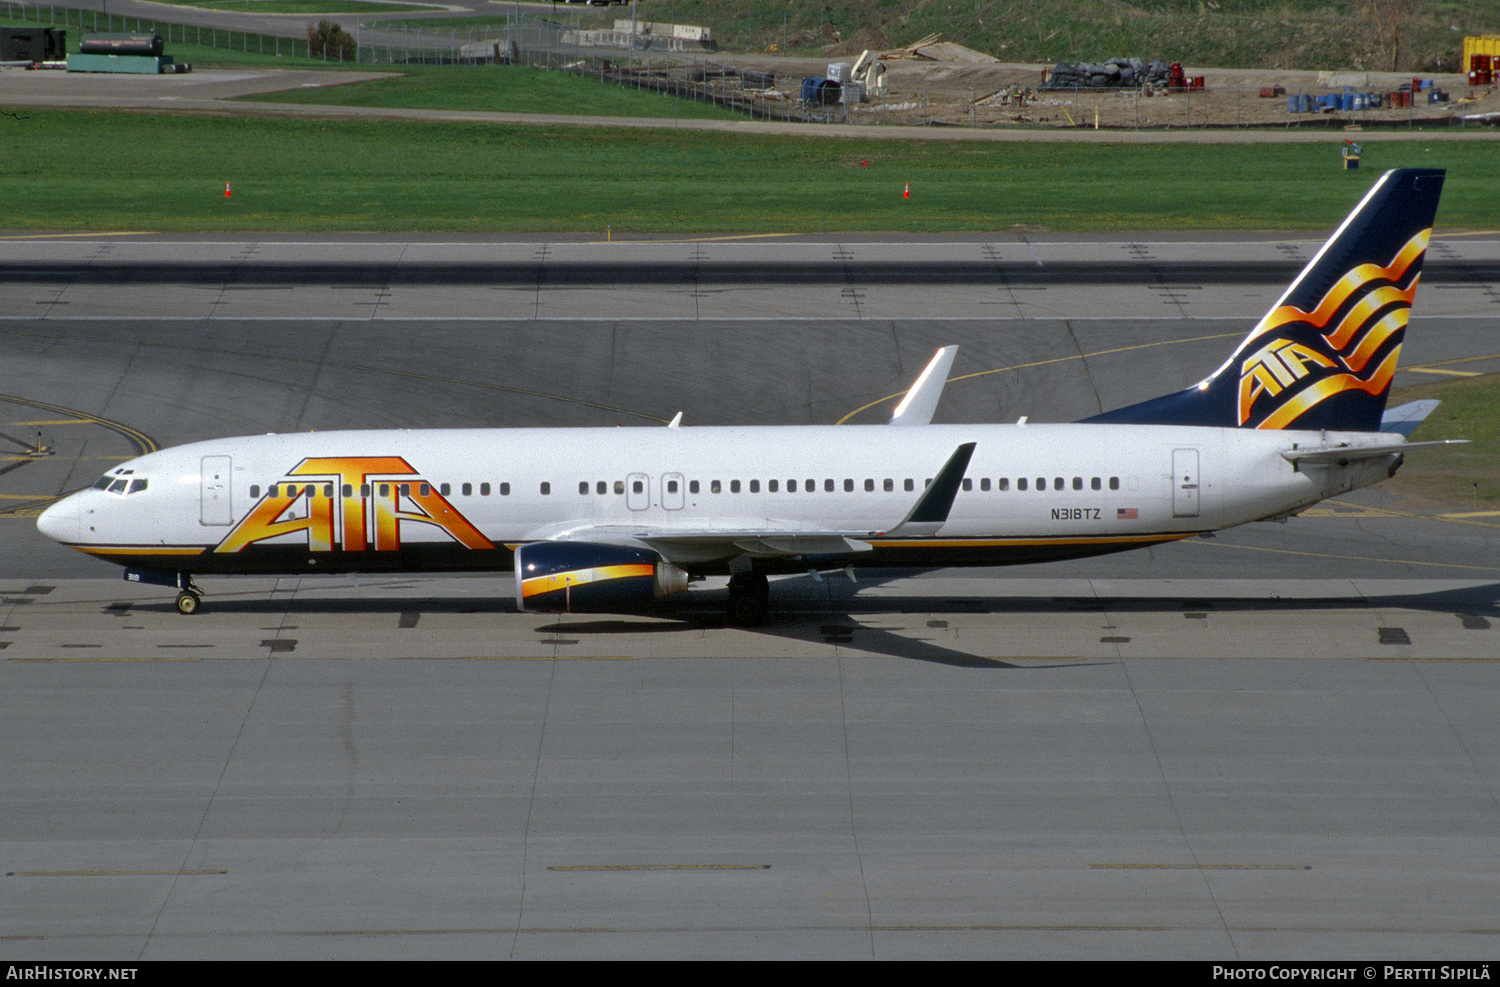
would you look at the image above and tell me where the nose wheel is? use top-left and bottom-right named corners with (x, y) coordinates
top-left (175, 590), bottom-right (202, 615)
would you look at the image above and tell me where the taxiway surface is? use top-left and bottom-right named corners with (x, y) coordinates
top-left (2, 234), bottom-right (1498, 959)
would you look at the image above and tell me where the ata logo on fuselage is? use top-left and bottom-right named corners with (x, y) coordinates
top-left (215, 456), bottom-right (493, 554)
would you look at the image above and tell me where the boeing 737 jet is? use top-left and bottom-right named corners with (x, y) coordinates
top-left (37, 169), bottom-right (1453, 625)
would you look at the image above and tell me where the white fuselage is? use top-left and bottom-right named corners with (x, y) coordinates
top-left (38, 422), bottom-right (1401, 577)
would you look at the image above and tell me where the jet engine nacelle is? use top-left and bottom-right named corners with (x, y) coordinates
top-left (514, 541), bottom-right (690, 614)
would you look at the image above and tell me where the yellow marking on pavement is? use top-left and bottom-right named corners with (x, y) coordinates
top-left (9, 869), bottom-right (226, 877)
top-left (463, 655), bottom-right (636, 661)
top-left (1404, 367), bottom-right (1481, 377)
top-left (1188, 538), bottom-right (1500, 573)
top-left (9, 419), bottom-right (92, 426)
top-left (7, 656), bottom-right (203, 663)
top-left (1439, 510), bottom-right (1500, 519)
top-left (549, 864), bottom-right (769, 871)
top-left (0, 232), bottom-right (151, 240)
top-left (1091, 863), bottom-right (1309, 871)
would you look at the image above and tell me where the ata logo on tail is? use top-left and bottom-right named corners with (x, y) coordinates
top-left (215, 456), bottom-right (493, 554)
top-left (1238, 229), bottom-right (1428, 429)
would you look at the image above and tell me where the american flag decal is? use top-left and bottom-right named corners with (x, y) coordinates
top-left (1117, 508), bottom-right (1138, 520)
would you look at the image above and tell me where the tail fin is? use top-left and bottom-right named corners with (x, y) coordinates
top-left (1085, 168), bottom-right (1444, 432)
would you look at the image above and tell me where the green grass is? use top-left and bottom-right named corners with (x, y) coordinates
top-left (1, 110), bottom-right (1498, 233)
top-left (242, 63), bottom-right (752, 119)
top-left (143, 0), bottom-right (436, 12)
top-left (1393, 376), bottom-right (1500, 505)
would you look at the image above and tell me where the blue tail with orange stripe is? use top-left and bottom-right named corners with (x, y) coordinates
top-left (1084, 168), bottom-right (1444, 432)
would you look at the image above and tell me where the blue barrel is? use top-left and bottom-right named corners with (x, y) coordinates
top-left (1287, 94), bottom-right (1301, 113)
top-left (1341, 92), bottom-right (1354, 111)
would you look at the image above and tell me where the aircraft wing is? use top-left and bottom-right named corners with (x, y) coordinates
top-left (521, 442), bottom-right (977, 563)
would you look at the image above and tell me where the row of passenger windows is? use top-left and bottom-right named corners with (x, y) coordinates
top-left (248, 476), bottom-right (1122, 499)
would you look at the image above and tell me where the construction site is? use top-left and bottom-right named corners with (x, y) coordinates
top-left (581, 26), bottom-right (1500, 130)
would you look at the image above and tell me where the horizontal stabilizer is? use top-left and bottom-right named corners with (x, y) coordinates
top-left (1281, 438), bottom-right (1465, 466)
top-left (1380, 399), bottom-right (1439, 437)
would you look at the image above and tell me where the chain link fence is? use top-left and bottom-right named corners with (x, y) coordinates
top-left (3, 2), bottom-right (1475, 128)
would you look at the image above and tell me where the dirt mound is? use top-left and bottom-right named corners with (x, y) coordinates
top-left (825, 25), bottom-right (891, 58)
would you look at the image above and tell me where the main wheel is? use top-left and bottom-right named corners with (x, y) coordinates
top-left (726, 573), bottom-right (769, 627)
top-left (175, 591), bottom-right (201, 616)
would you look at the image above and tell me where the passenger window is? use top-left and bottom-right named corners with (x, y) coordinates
top-left (481, 483), bottom-right (491, 496)
top-left (1091, 477), bottom-right (1102, 491)
top-left (597, 481), bottom-right (607, 495)
top-left (962, 478), bottom-right (972, 491)
top-left (632, 480), bottom-right (644, 494)
top-left (462, 483), bottom-right (472, 496)
top-left (980, 478), bottom-right (991, 491)
top-left (1072, 478), bottom-right (1083, 491)
top-left (343, 484), bottom-right (353, 497)
top-left (667, 479), bottom-right (679, 494)
top-left (378, 484), bottom-right (388, 498)
top-left (769, 480), bottom-right (779, 493)
top-left (884, 479), bottom-right (894, 492)
top-left (540, 482), bottom-right (551, 495)
top-left (420, 483), bottom-right (430, 497)
top-left (362, 484), bottom-right (371, 497)
top-left (998, 478), bottom-right (1008, 491)
top-left (499, 483), bottom-right (510, 496)
top-left (1018, 478), bottom-right (1028, 491)
top-left (711, 480), bottom-right (721, 494)
top-left (1036, 478), bottom-right (1046, 491)
top-left (579, 481), bottom-right (589, 495)
top-left (731, 480), bottom-right (741, 493)
top-left (749, 480), bottom-right (760, 493)
top-left (271, 484), bottom-right (282, 498)
top-left (1053, 478), bottom-right (1064, 491)
top-left (614, 480), bottom-right (625, 494)
top-left (904, 479), bottom-right (914, 492)
top-left (250, 485), bottom-right (261, 498)
top-left (1109, 477), bottom-right (1120, 490)
top-left (689, 480), bottom-right (700, 494)
top-left (864, 479), bottom-right (874, 492)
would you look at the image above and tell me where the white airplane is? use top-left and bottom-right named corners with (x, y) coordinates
top-left (38, 169), bottom-right (1456, 625)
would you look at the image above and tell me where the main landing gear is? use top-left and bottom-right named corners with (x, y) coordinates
top-left (726, 572), bottom-right (769, 628)
top-left (174, 575), bottom-right (203, 615)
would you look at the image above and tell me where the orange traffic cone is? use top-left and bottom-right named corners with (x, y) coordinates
top-left (225, 182), bottom-right (232, 199)
top-left (903, 181), bottom-right (910, 199)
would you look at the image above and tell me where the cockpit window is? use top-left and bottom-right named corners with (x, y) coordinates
top-left (98, 475), bottom-right (149, 495)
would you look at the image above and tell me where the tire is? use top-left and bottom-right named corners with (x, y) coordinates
top-left (726, 573), bottom-right (770, 628)
top-left (175, 591), bottom-right (201, 616)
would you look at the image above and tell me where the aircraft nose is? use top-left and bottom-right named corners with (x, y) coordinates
top-left (37, 496), bottom-right (80, 544)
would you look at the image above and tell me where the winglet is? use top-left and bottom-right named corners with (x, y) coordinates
top-left (888, 346), bottom-right (958, 425)
top-left (883, 442), bottom-right (976, 537)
